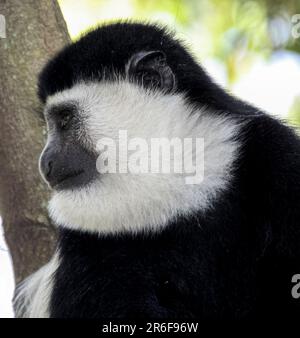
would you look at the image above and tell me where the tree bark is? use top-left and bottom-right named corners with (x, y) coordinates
top-left (0, 0), bottom-right (70, 284)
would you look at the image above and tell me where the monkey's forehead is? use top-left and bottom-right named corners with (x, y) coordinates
top-left (37, 22), bottom-right (195, 104)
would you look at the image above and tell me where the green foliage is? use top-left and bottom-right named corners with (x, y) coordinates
top-left (289, 96), bottom-right (300, 127)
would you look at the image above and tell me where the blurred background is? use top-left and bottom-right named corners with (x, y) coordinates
top-left (1, 0), bottom-right (300, 317)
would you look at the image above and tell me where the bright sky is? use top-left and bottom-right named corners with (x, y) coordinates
top-left (232, 51), bottom-right (300, 118)
top-left (202, 51), bottom-right (300, 120)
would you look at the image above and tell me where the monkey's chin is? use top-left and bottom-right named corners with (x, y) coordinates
top-left (47, 187), bottom-right (159, 235)
top-left (48, 187), bottom-right (104, 234)
top-left (46, 176), bottom-right (193, 236)
top-left (47, 159), bottom-right (233, 236)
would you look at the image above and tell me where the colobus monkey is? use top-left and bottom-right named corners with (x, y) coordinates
top-left (14, 22), bottom-right (300, 319)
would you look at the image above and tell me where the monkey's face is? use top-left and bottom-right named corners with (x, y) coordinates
top-left (39, 51), bottom-right (176, 191)
top-left (39, 101), bottom-right (98, 191)
top-left (39, 50), bottom-right (238, 234)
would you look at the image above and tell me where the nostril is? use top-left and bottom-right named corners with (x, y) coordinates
top-left (46, 161), bottom-right (53, 178)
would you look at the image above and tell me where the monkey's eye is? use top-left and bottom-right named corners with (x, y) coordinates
top-left (59, 111), bottom-right (73, 130)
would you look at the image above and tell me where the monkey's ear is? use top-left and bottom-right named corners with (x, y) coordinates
top-left (126, 51), bottom-right (176, 92)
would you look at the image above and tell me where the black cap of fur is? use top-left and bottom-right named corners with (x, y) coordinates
top-left (38, 22), bottom-right (255, 114)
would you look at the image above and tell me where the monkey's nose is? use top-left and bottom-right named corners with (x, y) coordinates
top-left (39, 142), bottom-right (97, 190)
top-left (39, 151), bottom-right (69, 188)
top-left (39, 147), bottom-right (90, 190)
top-left (39, 150), bottom-right (55, 182)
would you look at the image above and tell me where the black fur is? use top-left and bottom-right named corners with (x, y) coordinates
top-left (38, 22), bottom-right (300, 319)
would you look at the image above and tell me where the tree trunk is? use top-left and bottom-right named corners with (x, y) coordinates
top-left (0, 0), bottom-right (70, 284)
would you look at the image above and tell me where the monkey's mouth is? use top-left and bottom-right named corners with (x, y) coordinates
top-left (50, 169), bottom-right (86, 190)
